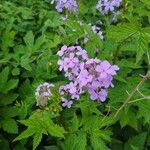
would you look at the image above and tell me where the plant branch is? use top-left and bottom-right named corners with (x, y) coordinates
top-left (128, 96), bottom-right (150, 104)
top-left (113, 71), bottom-right (150, 118)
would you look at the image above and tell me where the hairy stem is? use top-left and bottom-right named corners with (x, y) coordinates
top-left (113, 71), bottom-right (150, 118)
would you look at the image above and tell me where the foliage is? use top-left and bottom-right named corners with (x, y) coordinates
top-left (0, 0), bottom-right (150, 150)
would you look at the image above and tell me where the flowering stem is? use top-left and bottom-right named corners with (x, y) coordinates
top-left (113, 71), bottom-right (150, 118)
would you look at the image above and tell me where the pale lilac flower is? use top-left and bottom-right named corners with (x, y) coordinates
top-left (97, 0), bottom-right (122, 15)
top-left (104, 1), bottom-right (115, 12)
top-left (91, 25), bottom-right (104, 40)
top-left (57, 45), bottom-right (119, 107)
top-left (57, 45), bottom-right (67, 56)
top-left (55, 0), bottom-right (78, 13)
top-left (83, 37), bottom-right (89, 44)
top-left (77, 70), bottom-right (93, 86)
top-left (96, 61), bottom-right (119, 79)
top-left (88, 88), bottom-right (98, 100)
top-left (61, 98), bottom-right (73, 108)
top-left (98, 89), bottom-right (108, 102)
top-left (35, 82), bottom-right (55, 107)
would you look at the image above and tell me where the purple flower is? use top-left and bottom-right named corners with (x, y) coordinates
top-left (96, 61), bottom-right (119, 79)
top-left (77, 69), bottom-right (93, 86)
top-left (57, 45), bottom-right (67, 56)
top-left (62, 98), bottom-right (73, 108)
top-left (83, 37), bottom-right (89, 44)
top-left (57, 45), bottom-right (119, 106)
top-left (91, 25), bottom-right (104, 40)
top-left (104, 1), bottom-right (115, 12)
top-left (55, 0), bottom-right (78, 13)
top-left (98, 89), bottom-right (108, 102)
top-left (97, 0), bottom-right (122, 15)
top-left (87, 88), bottom-right (98, 100)
top-left (35, 82), bottom-right (55, 107)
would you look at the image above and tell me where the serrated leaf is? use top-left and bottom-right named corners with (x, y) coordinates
top-left (3, 79), bottom-right (19, 93)
top-left (0, 106), bottom-right (19, 118)
top-left (0, 67), bottom-right (9, 91)
top-left (2, 118), bottom-right (18, 134)
top-left (107, 22), bottom-right (140, 42)
top-left (0, 93), bottom-right (18, 106)
top-left (1, 29), bottom-right (15, 51)
top-left (24, 31), bottom-right (34, 48)
top-left (74, 133), bottom-right (87, 150)
top-left (12, 67), bottom-right (20, 76)
top-left (20, 56), bottom-right (32, 71)
top-left (97, 130), bottom-right (112, 142)
top-left (14, 127), bottom-right (35, 141)
top-left (63, 134), bottom-right (77, 150)
top-left (19, 119), bottom-right (38, 127)
top-left (136, 32), bottom-right (148, 63)
top-left (91, 133), bottom-right (109, 150)
top-left (70, 113), bottom-right (79, 132)
top-left (119, 109), bottom-right (138, 130)
top-left (136, 100), bottom-right (150, 124)
top-left (124, 132), bottom-right (147, 150)
top-left (47, 124), bottom-right (66, 138)
top-left (33, 35), bottom-right (45, 52)
top-left (33, 129), bottom-right (43, 150)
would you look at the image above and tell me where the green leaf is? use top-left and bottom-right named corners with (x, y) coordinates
top-left (85, 40), bottom-right (96, 58)
top-left (136, 32), bottom-right (148, 63)
top-left (14, 111), bottom-right (66, 149)
top-left (97, 130), bottom-right (112, 142)
top-left (33, 129), bottom-right (43, 150)
top-left (63, 133), bottom-right (87, 150)
top-left (24, 31), bottom-right (34, 49)
top-left (0, 67), bottom-right (9, 91)
top-left (91, 133), bottom-right (109, 150)
top-left (47, 124), bottom-right (65, 138)
top-left (107, 22), bottom-right (150, 62)
top-left (12, 67), bottom-right (20, 76)
top-left (124, 132), bottom-right (147, 150)
top-left (33, 35), bottom-right (45, 52)
top-left (0, 93), bottom-right (18, 106)
top-left (63, 134), bottom-right (77, 150)
top-left (2, 118), bottom-right (18, 134)
top-left (136, 101), bottom-right (150, 124)
top-left (74, 133), bottom-right (87, 150)
top-left (119, 108), bottom-right (138, 130)
top-left (0, 106), bottom-right (19, 118)
top-left (14, 127), bottom-right (35, 141)
top-left (69, 113), bottom-right (79, 132)
top-left (1, 29), bottom-right (15, 51)
top-left (3, 79), bottom-right (19, 93)
top-left (107, 22), bottom-right (140, 42)
top-left (20, 56), bottom-right (32, 71)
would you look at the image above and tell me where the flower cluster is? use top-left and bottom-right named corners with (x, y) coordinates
top-left (35, 82), bottom-right (55, 107)
top-left (96, 0), bottom-right (122, 14)
top-left (55, 0), bottom-right (78, 13)
top-left (57, 45), bottom-right (119, 108)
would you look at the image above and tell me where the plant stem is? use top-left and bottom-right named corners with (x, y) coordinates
top-left (113, 71), bottom-right (150, 118)
top-left (128, 96), bottom-right (150, 104)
